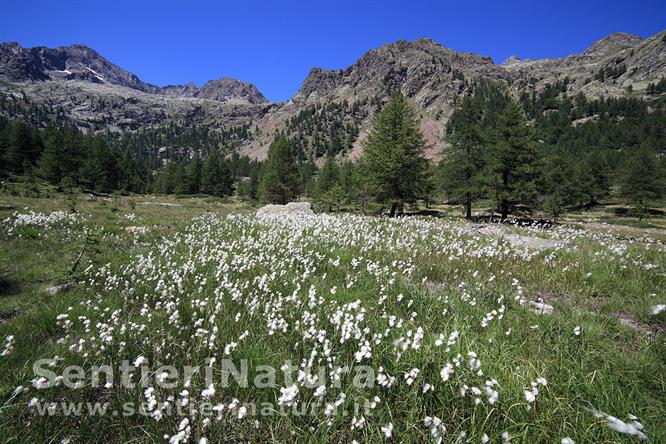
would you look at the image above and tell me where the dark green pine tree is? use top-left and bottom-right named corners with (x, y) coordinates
top-left (186, 154), bottom-right (203, 194)
top-left (575, 151), bottom-right (610, 206)
top-left (539, 148), bottom-right (576, 222)
top-left (316, 155), bottom-right (340, 198)
top-left (339, 160), bottom-right (357, 206)
top-left (299, 156), bottom-right (318, 198)
top-left (620, 145), bottom-right (665, 219)
top-left (202, 151), bottom-right (233, 197)
top-left (80, 136), bottom-right (119, 192)
top-left (358, 94), bottom-right (428, 217)
top-left (485, 102), bottom-right (539, 220)
top-left (37, 127), bottom-right (66, 184)
top-left (440, 95), bottom-right (487, 219)
top-left (6, 121), bottom-right (35, 173)
top-left (259, 135), bottom-right (301, 204)
top-left (0, 122), bottom-right (8, 176)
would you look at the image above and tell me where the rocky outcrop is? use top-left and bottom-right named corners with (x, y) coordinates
top-left (196, 78), bottom-right (267, 104)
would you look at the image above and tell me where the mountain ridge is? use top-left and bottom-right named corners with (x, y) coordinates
top-left (1, 30), bottom-right (665, 160)
top-left (0, 42), bottom-right (267, 104)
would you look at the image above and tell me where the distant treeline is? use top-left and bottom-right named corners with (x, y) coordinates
top-left (1, 79), bottom-right (665, 219)
top-left (0, 118), bottom-right (263, 196)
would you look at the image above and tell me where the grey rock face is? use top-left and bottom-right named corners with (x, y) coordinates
top-left (0, 42), bottom-right (159, 92)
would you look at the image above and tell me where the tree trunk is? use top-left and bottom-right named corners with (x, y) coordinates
top-left (389, 202), bottom-right (398, 218)
top-left (500, 202), bottom-right (508, 221)
top-left (465, 198), bottom-right (472, 220)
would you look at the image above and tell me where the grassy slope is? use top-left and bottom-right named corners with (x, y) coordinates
top-left (0, 193), bottom-right (664, 443)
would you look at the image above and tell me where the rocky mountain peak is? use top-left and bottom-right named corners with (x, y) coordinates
top-left (197, 78), bottom-right (267, 104)
top-left (501, 55), bottom-right (522, 65)
top-left (293, 38), bottom-right (506, 110)
top-left (0, 41), bottom-right (269, 105)
top-left (581, 32), bottom-right (642, 58)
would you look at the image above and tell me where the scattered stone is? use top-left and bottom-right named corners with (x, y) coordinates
top-left (44, 283), bottom-right (72, 296)
top-left (526, 300), bottom-right (555, 315)
top-left (535, 290), bottom-right (569, 304)
top-left (125, 226), bottom-right (147, 234)
top-left (256, 202), bottom-right (314, 218)
top-left (461, 224), bottom-right (506, 236)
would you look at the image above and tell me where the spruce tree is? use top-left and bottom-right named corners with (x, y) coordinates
top-left (358, 94), bottom-right (428, 216)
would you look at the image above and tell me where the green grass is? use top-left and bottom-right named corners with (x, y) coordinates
top-left (0, 192), bottom-right (664, 443)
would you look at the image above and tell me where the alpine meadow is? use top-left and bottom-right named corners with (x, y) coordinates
top-left (1, 1), bottom-right (665, 443)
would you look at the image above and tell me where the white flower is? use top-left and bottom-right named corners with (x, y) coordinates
top-left (574, 326), bottom-right (581, 336)
top-left (381, 422), bottom-right (394, 438)
top-left (440, 363), bottom-right (454, 382)
top-left (201, 384), bottom-right (215, 398)
top-left (561, 438), bottom-right (575, 444)
top-left (524, 390), bottom-right (536, 403)
top-left (314, 385), bottom-right (326, 398)
top-left (278, 384), bottom-right (299, 406)
top-left (651, 304), bottom-right (666, 315)
top-left (237, 405), bottom-right (247, 419)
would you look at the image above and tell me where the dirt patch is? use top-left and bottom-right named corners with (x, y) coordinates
top-left (608, 312), bottom-right (659, 335)
top-left (535, 290), bottom-right (570, 304)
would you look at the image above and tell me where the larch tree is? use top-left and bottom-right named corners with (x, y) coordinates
top-left (485, 101), bottom-right (539, 220)
top-left (259, 135), bottom-right (300, 204)
top-left (620, 145), bottom-right (664, 219)
top-left (440, 95), bottom-right (487, 219)
top-left (358, 94), bottom-right (428, 217)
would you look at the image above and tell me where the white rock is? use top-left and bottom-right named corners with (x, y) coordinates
top-left (256, 202), bottom-right (314, 218)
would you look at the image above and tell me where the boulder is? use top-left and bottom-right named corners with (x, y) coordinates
top-left (256, 202), bottom-right (314, 218)
top-left (44, 283), bottom-right (72, 296)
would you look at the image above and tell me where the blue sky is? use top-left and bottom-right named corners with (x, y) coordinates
top-left (2, 0), bottom-right (665, 102)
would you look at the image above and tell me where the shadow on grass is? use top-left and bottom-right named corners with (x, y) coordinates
top-left (0, 274), bottom-right (21, 297)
